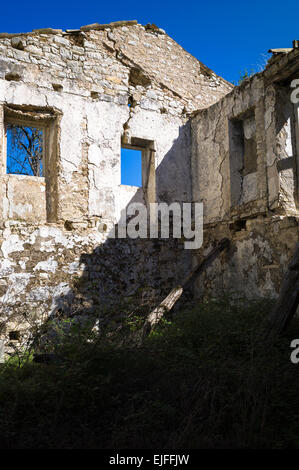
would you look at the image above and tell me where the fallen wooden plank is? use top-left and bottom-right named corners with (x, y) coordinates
top-left (142, 238), bottom-right (230, 338)
top-left (265, 242), bottom-right (299, 339)
top-left (142, 286), bottom-right (183, 337)
top-left (182, 237), bottom-right (230, 290)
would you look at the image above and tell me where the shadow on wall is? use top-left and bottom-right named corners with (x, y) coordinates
top-left (275, 86), bottom-right (299, 212)
top-left (42, 122), bottom-right (193, 334)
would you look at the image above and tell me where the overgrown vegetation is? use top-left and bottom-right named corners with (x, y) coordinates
top-left (1, 298), bottom-right (299, 449)
top-left (233, 68), bottom-right (256, 85)
top-left (232, 54), bottom-right (270, 85)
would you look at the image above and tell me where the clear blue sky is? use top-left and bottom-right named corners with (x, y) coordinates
top-left (121, 149), bottom-right (142, 186)
top-left (0, 0), bottom-right (298, 83)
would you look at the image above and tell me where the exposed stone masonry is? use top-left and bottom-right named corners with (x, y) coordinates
top-left (0, 21), bottom-right (298, 354)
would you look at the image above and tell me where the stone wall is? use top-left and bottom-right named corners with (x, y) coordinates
top-left (0, 222), bottom-right (190, 349)
top-left (0, 21), bottom-right (232, 350)
top-left (193, 215), bottom-right (298, 300)
top-left (0, 20), bottom-right (298, 353)
top-left (191, 47), bottom-right (299, 224)
top-left (0, 20), bottom-right (232, 225)
top-left (191, 47), bottom-right (299, 299)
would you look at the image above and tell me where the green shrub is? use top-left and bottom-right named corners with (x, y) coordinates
top-left (0, 298), bottom-right (299, 449)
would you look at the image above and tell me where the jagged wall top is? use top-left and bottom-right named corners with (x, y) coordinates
top-left (0, 20), bottom-right (233, 112)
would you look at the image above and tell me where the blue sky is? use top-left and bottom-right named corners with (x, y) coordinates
top-left (0, 0), bottom-right (298, 83)
top-left (121, 149), bottom-right (142, 186)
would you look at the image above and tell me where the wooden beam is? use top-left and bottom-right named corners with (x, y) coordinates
top-left (265, 242), bottom-right (299, 339)
top-left (141, 238), bottom-right (230, 339)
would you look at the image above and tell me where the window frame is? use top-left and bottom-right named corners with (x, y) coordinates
top-left (228, 109), bottom-right (258, 208)
top-left (1, 104), bottom-right (60, 222)
top-left (121, 137), bottom-right (156, 204)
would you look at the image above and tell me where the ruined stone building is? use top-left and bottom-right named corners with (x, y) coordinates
top-left (0, 20), bottom-right (298, 348)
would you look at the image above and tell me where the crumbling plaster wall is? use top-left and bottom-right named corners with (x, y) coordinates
top-left (3, 20), bottom-right (298, 350)
top-left (191, 49), bottom-right (299, 299)
top-left (0, 21), bottom-right (232, 224)
top-left (0, 21), bottom-right (233, 349)
top-left (194, 215), bottom-right (298, 300)
top-left (191, 68), bottom-right (299, 223)
top-left (0, 66), bottom-right (193, 221)
top-left (191, 75), bottom-right (269, 224)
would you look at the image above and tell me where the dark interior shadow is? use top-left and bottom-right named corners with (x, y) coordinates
top-left (40, 122), bottom-right (195, 340)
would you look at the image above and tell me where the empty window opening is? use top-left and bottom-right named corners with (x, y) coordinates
top-left (229, 111), bottom-right (258, 206)
top-left (6, 124), bottom-right (44, 176)
top-left (3, 104), bottom-right (60, 223)
top-left (121, 147), bottom-right (142, 187)
top-left (243, 115), bottom-right (257, 175)
top-left (276, 85), bottom-right (299, 195)
top-left (276, 86), bottom-right (297, 160)
top-left (120, 137), bottom-right (156, 204)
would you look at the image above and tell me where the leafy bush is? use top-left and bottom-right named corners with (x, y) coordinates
top-left (0, 298), bottom-right (299, 449)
